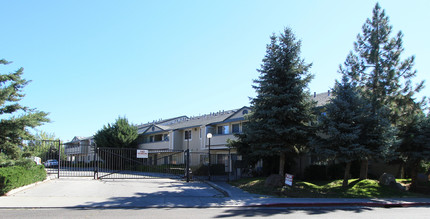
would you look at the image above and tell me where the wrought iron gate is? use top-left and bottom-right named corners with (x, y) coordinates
top-left (96, 148), bottom-right (189, 180)
top-left (24, 140), bottom-right (190, 181)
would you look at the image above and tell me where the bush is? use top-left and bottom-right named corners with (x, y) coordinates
top-left (193, 164), bottom-right (226, 176)
top-left (0, 165), bottom-right (46, 195)
top-left (304, 165), bottom-right (328, 181)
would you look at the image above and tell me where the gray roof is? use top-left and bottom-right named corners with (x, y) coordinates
top-left (138, 108), bottom-right (247, 134)
top-left (137, 92), bottom-right (332, 135)
top-left (65, 136), bottom-right (93, 144)
top-left (312, 91), bottom-right (333, 107)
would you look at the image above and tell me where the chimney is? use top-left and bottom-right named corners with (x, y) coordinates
top-left (328, 90), bottom-right (330, 96)
top-left (314, 92), bottom-right (316, 98)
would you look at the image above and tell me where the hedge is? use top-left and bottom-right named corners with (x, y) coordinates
top-left (0, 165), bottom-right (47, 195)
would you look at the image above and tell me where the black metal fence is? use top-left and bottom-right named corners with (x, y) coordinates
top-left (96, 148), bottom-right (188, 180)
top-left (23, 141), bottom-right (191, 180)
top-left (61, 144), bottom-right (96, 177)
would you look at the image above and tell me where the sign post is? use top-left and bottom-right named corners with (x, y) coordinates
top-left (136, 150), bottom-right (149, 159)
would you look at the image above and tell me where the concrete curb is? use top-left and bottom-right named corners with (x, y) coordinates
top-left (203, 181), bottom-right (231, 197)
top-left (250, 201), bottom-right (430, 208)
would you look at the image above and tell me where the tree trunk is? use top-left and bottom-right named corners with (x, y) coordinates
top-left (359, 159), bottom-right (368, 180)
top-left (343, 162), bottom-right (352, 187)
top-left (396, 162), bottom-right (405, 179)
top-left (279, 152), bottom-right (286, 176)
top-left (410, 162), bottom-right (419, 190)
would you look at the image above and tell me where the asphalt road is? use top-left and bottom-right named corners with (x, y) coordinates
top-left (1, 207), bottom-right (429, 218)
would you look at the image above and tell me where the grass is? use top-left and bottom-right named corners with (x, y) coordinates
top-left (229, 177), bottom-right (430, 198)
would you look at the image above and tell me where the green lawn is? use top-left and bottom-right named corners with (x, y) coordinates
top-left (229, 177), bottom-right (430, 198)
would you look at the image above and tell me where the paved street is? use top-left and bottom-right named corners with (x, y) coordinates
top-left (1, 207), bottom-right (430, 219)
top-left (1, 177), bottom-right (430, 210)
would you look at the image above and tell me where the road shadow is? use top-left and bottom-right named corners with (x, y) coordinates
top-left (74, 182), bottom-right (227, 208)
top-left (214, 206), bottom-right (374, 218)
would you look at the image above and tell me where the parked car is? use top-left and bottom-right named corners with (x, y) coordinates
top-left (44, 159), bottom-right (59, 167)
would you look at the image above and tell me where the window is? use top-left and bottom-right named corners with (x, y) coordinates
top-left (149, 136), bottom-right (154, 143)
top-left (217, 125), bottom-right (229, 135)
top-left (232, 124), bottom-right (240, 133)
top-left (184, 130), bottom-right (192, 140)
top-left (163, 134), bottom-right (169, 141)
top-left (154, 134), bottom-right (163, 142)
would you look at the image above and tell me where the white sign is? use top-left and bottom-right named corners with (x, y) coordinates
top-left (137, 150), bottom-right (148, 158)
top-left (285, 173), bottom-right (294, 186)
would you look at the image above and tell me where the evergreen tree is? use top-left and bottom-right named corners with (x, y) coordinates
top-left (340, 3), bottom-right (424, 179)
top-left (94, 117), bottom-right (138, 148)
top-left (398, 112), bottom-right (430, 188)
top-left (239, 28), bottom-right (315, 176)
top-left (314, 76), bottom-right (395, 186)
top-left (0, 59), bottom-right (49, 159)
top-left (314, 76), bottom-right (368, 186)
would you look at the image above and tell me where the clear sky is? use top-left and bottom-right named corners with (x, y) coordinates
top-left (1, 0), bottom-right (428, 142)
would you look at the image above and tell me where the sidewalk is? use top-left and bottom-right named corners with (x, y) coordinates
top-left (1, 177), bottom-right (430, 208)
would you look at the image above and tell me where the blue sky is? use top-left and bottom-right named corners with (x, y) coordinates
top-left (1, 0), bottom-right (428, 142)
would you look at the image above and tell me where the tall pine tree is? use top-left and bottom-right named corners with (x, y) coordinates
top-left (241, 28), bottom-right (315, 176)
top-left (0, 59), bottom-right (50, 159)
top-left (340, 3), bottom-right (424, 179)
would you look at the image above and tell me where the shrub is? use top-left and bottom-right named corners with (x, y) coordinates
top-left (193, 164), bottom-right (226, 176)
top-left (304, 165), bottom-right (328, 181)
top-left (0, 165), bottom-right (46, 195)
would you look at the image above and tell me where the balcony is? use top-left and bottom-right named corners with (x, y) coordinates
top-left (208, 134), bottom-right (237, 147)
top-left (64, 145), bottom-right (92, 155)
top-left (138, 141), bottom-right (170, 150)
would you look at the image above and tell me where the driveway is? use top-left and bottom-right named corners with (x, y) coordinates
top-left (0, 177), bottom-right (229, 208)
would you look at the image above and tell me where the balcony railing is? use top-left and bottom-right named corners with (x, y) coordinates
top-left (64, 145), bottom-right (92, 155)
top-left (138, 141), bottom-right (170, 150)
top-left (208, 134), bottom-right (237, 147)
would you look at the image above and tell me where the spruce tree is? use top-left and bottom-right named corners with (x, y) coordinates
top-left (0, 59), bottom-right (50, 159)
top-left (242, 28), bottom-right (315, 176)
top-left (398, 112), bottom-right (430, 188)
top-left (314, 76), bottom-right (370, 186)
top-left (340, 3), bottom-right (424, 179)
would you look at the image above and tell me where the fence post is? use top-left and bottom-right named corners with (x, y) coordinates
top-left (186, 149), bottom-right (190, 182)
top-left (58, 140), bottom-right (61, 179)
top-left (93, 144), bottom-right (97, 180)
top-left (95, 147), bottom-right (99, 180)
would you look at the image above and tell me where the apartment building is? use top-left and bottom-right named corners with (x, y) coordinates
top-left (64, 91), bottom-right (332, 173)
top-left (64, 136), bottom-right (96, 163)
top-left (137, 107), bottom-right (252, 168)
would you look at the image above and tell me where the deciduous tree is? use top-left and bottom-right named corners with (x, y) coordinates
top-left (94, 117), bottom-right (138, 148)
